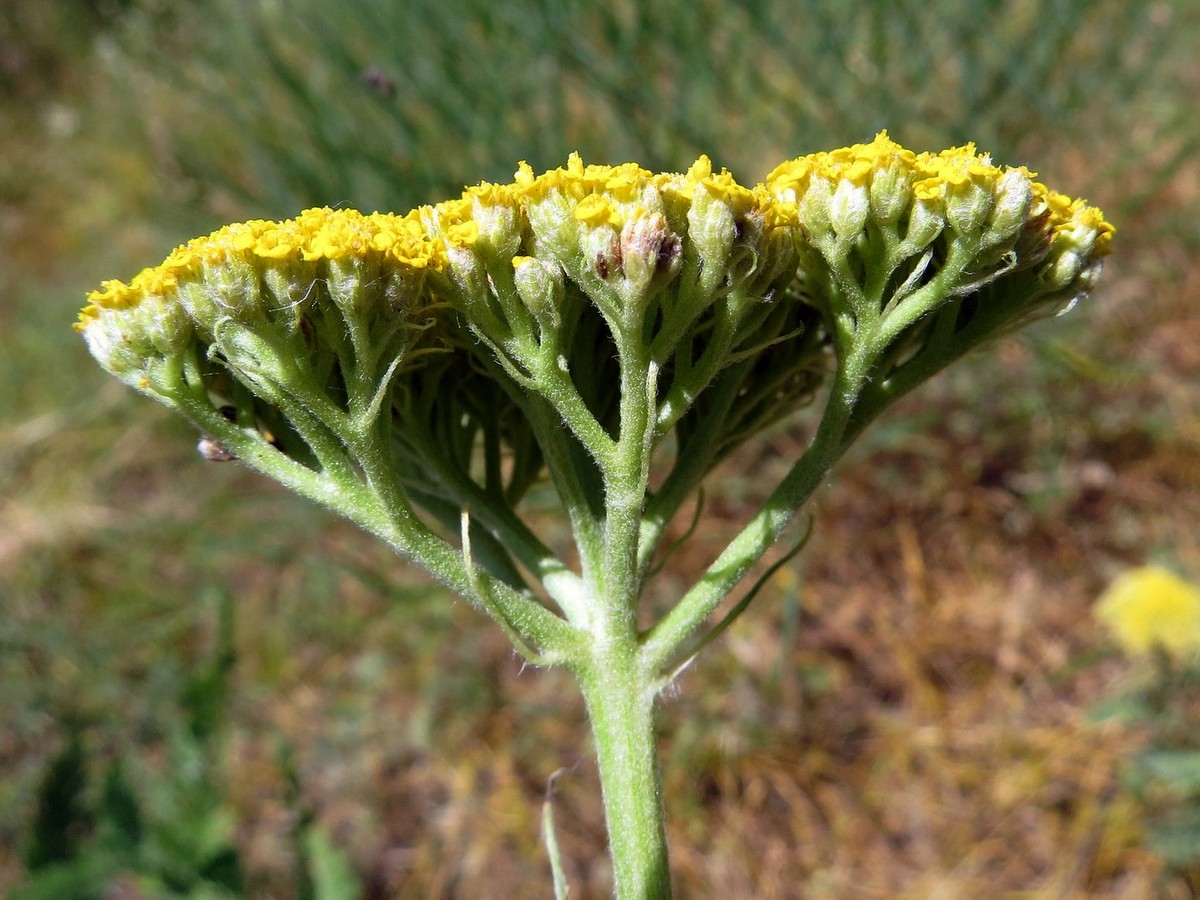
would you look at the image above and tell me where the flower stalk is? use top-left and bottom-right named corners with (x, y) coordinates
top-left (79, 134), bottom-right (1112, 897)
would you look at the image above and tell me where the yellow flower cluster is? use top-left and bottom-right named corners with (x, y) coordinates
top-left (1096, 566), bottom-right (1200, 659)
top-left (78, 207), bottom-right (443, 330)
top-left (79, 140), bottom-right (1112, 348)
top-left (765, 131), bottom-right (1114, 254)
top-left (449, 152), bottom-right (791, 233)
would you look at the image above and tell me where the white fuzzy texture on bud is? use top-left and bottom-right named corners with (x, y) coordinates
top-left (326, 256), bottom-right (379, 320)
top-left (472, 198), bottom-right (522, 258)
top-left (686, 190), bottom-right (736, 272)
top-left (1048, 248), bottom-right (1085, 288)
top-left (445, 243), bottom-right (488, 300)
top-left (829, 179), bottom-right (870, 239)
top-left (946, 180), bottom-right (995, 237)
top-left (798, 179), bottom-right (835, 238)
top-left (175, 258), bottom-right (261, 331)
top-left (621, 213), bottom-right (682, 294)
top-left (899, 198), bottom-right (945, 255)
top-left (987, 170), bottom-right (1034, 246)
top-left (869, 162), bottom-right (913, 225)
top-left (513, 256), bottom-right (565, 332)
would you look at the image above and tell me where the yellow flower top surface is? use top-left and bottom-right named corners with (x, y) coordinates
top-left (512, 153), bottom-right (662, 206)
top-left (1031, 185), bottom-right (1116, 256)
top-left (507, 153), bottom-right (791, 231)
top-left (77, 207), bottom-right (442, 329)
top-left (79, 143), bottom-right (1110, 333)
top-left (765, 131), bottom-right (917, 197)
top-left (1095, 566), bottom-right (1200, 658)
top-left (765, 131), bottom-right (1114, 255)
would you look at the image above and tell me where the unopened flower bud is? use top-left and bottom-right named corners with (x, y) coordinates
top-left (829, 176), bottom-right (870, 240)
top-left (899, 197), bottom-right (945, 254)
top-left (81, 305), bottom-right (159, 383)
top-left (525, 193), bottom-right (582, 265)
top-left (986, 169), bottom-right (1033, 247)
top-left (471, 189), bottom-right (523, 259)
top-left (326, 255), bottom-right (381, 320)
top-left (796, 178), bottom-right (835, 239)
top-left (686, 187), bottom-right (737, 273)
top-left (513, 255), bottom-right (565, 332)
top-left (444, 243), bottom-right (488, 299)
top-left (945, 175), bottom-right (995, 238)
top-left (260, 263), bottom-right (326, 342)
top-left (1047, 248), bottom-right (1085, 289)
top-left (621, 213), bottom-right (682, 293)
top-left (868, 158), bottom-right (914, 225)
top-left (143, 293), bottom-right (194, 357)
top-left (178, 254), bottom-right (262, 331)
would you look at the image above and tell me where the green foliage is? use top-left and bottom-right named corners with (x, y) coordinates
top-left (13, 593), bottom-right (360, 900)
top-left (1097, 652), bottom-right (1200, 890)
top-left (23, 732), bottom-right (91, 873)
top-left (281, 744), bottom-right (363, 900)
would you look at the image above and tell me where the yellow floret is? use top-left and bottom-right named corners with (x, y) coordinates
top-left (574, 194), bottom-right (624, 228)
top-left (514, 161), bottom-right (536, 189)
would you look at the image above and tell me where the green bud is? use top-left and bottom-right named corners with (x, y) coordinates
top-left (868, 159), bottom-right (914, 225)
top-left (444, 243), bottom-right (489, 300)
top-left (176, 255), bottom-right (262, 334)
top-left (525, 194), bottom-right (582, 267)
top-left (262, 261), bottom-right (319, 331)
top-left (326, 255), bottom-right (382, 321)
top-left (685, 189), bottom-right (736, 275)
top-left (472, 196), bottom-right (523, 259)
top-left (1046, 247), bottom-right (1086, 289)
top-left (897, 198), bottom-right (945, 257)
top-left (513, 255), bottom-right (565, 333)
top-left (81, 304), bottom-right (159, 383)
top-left (985, 169), bottom-right (1033, 247)
top-left (797, 178), bottom-right (835, 239)
top-left (945, 177), bottom-right (995, 238)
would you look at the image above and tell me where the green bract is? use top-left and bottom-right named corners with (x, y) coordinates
top-left (80, 136), bottom-right (1113, 899)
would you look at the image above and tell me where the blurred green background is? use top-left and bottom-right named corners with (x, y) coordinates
top-left (2, 0), bottom-right (1198, 896)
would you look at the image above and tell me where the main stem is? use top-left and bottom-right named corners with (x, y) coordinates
top-left (569, 322), bottom-right (671, 898)
top-left (576, 640), bottom-right (670, 899)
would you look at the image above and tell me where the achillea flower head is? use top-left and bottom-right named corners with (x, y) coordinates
top-left (1096, 566), bottom-right (1200, 659)
top-left (78, 207), bottom-right (443, 469)
top-left (763, 133), bottom-right (1113, 392)
top-left (78, 141), bottom-right (1110, 494)
top-left (79, 207), bottom-right (440, 356)
top-left (413, 153), bottom-right (808, 447)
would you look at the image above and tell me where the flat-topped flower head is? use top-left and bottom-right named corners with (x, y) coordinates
top-left (78, 208), bottom-right (445, 438)
top-left (768, 132), bottom-right (1026, 244)
top-left (79, 208), bottom-right (440, 331)
top-left (79, 141), bottom-right (1111, 509)
top-left (761, 132), bottom-right (1113, 375)
top-left (412, 153), bottom-right (800, 353)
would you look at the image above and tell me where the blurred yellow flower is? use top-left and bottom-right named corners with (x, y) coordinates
top-left (1096, 566), bottom-right (1200, 658)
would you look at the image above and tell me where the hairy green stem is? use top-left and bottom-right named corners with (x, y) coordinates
top-left (640, 353), bottom-right (867, 675)
top-left (576, 633), bottom-right (671, 900)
